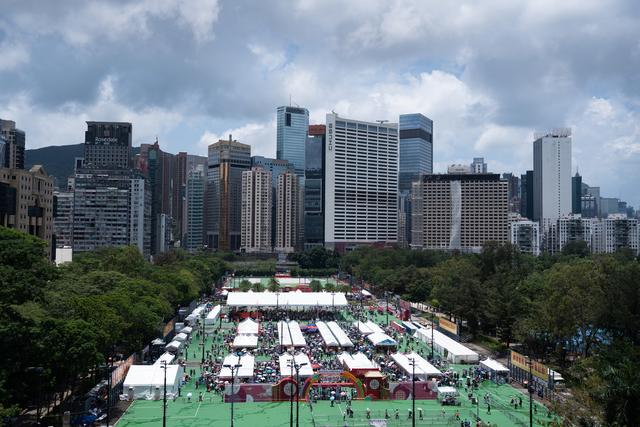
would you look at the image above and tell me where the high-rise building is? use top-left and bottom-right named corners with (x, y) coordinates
top-left (592, 214), bottom-right (639, 255)
top-left (533, 129), bottom-right (572, 222)
top-left (275, 170), bottom-right (301, 253)
top-left (205, 136), bottom-right (251, 251)
top-left (399, 113), bottom-right (433, 248)
top-left (324, 113), bottom-right (399, 251)
top-left (84, 122), bottom-right (132, 169)
top-left (0, 165), bottom-right (54, 255)
top-left (0, 119), bottom-right (26, 170)
top-left (72, 169), bottom-right (151, 255)
top-left (509, 215), bottom-right (541, 256)
top-left (502, 173), bottom-right (521, 214)
top-left (581, 194), bottom-right (598, 218)
top-left (572, 172), bottom-right (582, 215)
top-left (304, 125), bottom-right (325, 249)
top-left (599, 197), bottom-right (620, 218)
top-left (241, 167), bottom-right (272, 253)
top-left (53, 190), bottom-right (74, 248)
top-left (174, 152), bottom-right (207, 247)
top-left (276, 106), bottom-right (309, 179)
top-left (520, 170), bottom-right (534, 220)
top-left (470, 157), bottom-right (488, 174)
top-left (0, 135), bottom-right (6, 168)
top-left (411, 173), bottom-right (508, 252)
top-left (557, 214), bottom-right (592, 253)
top-left (185, 165), bottom-right (206, 252)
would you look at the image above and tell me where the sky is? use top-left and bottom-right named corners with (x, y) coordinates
top-left (1, 0), bottom-right (639, 206)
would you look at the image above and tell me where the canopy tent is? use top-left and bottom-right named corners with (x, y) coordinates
top-left (185, 305), bottom-right (208, 324)
top-left (181, 326), bottom-right (193, 335)
top-left (277, 321), bottom-right (307, 347)
top-left (355, 320), bottom-right (385, 336)
top-left (123, 365), bottom-right (183, 400)
top-left (205, 305), bottom-right (222, 325)
top-left (237, 318), bottom-right (259, 335)
top-left (316, 322), bottom-right (339, 347)
top-left (227, 291), bottom-right (348, 309)
top-left (402, 321), bottom-right (419, 334)
top-left (164, 340), bottom-right (182, 353)
top-left (279, 353), bottom-right (314, 378)
top-left (437, 386), bottom-right (458, 397)
top-left (480, 358), bottom-right (509, 373)
top-left (338, 352), bottom-right (376, 371)
top-left (173, 332), bottom-right (188, 342)
top-left (327, 321), bottom-right (353, 347)
top-left (232, 334), bottom-right (259, 348)
top-left (415, 327), bottom-right (479, 364)
top-left (219, 354), bottom-right (255, 379)
top-left (153, 352), bottom-right (175, 367)
top-left (367, 332), bottom-right (397, 347)
top-left (391, 352), bottom-right (441, 380)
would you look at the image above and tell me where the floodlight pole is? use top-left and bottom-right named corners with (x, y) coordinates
top-left (529, 357), bottom-right (533, 427)
top-left (431, 311), bottom-right (435, 361)
top-left (201, 311), bottom-right (206, 364)
top-left (294, 362), bottom-right (307, 427)
top-left (409, 358), bottom-right (416, 427)
top-left (106, 357), bottom-right (113, 427)
top-left (289, 358), bottom-right (294, 427)
top-left (161, 360), bottom-right (167, 427)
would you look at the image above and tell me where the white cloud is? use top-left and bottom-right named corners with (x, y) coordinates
top-left (198, 120), bottom-right (277, 156)
top-left (248, 43), bottom-right (287, 70)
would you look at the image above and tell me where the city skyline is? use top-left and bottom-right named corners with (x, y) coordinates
top-left (0, 1), bottom-right (638, 206)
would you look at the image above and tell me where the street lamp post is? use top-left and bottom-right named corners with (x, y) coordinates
top-left (160, 360), bottom-right (168, 427)
top-left (408, 358), bottom-right (416, 427)
top-left (223, 360), bottom-right (242, 427)
top-left (106, 357), bottom-right (113, 427)
top-left (294, 361), bottom-right (307, 427)
top-left (201, 311), bottom-right (206, 364)
top-left (289, 358), bottom-right (294, 427)
top-left (528, 357), bottom-right (533, 427)
top-left (431, 311), bottom-right (435, 361)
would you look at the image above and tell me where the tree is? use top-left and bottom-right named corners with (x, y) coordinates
top-left (253, 280), bottom-right (264, 292)
top-left (239, 279), bottom-right (252, 292)
top-left (561, 240), bottom-right (590, 257)
top-left (268, 277), bottom-right (279, 292)
top-left (324, 281), bottom-right (337, 292)
top-left (309, 279), bottom-right (322, 292)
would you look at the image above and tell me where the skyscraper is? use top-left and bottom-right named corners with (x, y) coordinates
top-left (520, 170), bottom-right (534, 220)
top-left (324, 113), bottom-right (399, 251)
top-left (241, 167), bottom-right (272, 253)
top-left (533, 129), bottom-right (572, 222)
top-left (304, 125), bottom-right (325, 249)
top-left (399, 114), bottom-right (433, 191)
top-left (275, 170), bottom-right (301, 253)
top-left (206, 136), bottom-right (251, 251)
top-left (84, 121), bottom-right (132, 169)
top-left (470, 157), bottom-right (488, 174)
top-left (411, 173), bottom-right (508, 252)
top-left (509, 216), bottom-right (541, 256)
top-left (276, 106), bottom-right (309, 179)
top-left (502, 173), bottom-right (521, 213)
top-left (572, 172), bottom-right (582, 215)
top-left (0, 119), bottom-right (26, 170)
top-left (185, 165), bottom-right (206, 252)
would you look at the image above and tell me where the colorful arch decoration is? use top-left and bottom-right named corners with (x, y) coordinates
top-left (301, 371), bottom-right (366, 400)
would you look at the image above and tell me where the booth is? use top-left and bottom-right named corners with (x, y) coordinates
top-left (391, 352), bottom-right (441, 381)
top-left (479, 358), bottom-right (509, 383)
top-left (367, 332), bottom-right (397, 347)
top-left (279, 353), bottom-right (314, 378)
top-left (153, 352), bottom-right (175, 367)
top-left (164, 340), bottom-right (182, 353)
top-left (415, 327), bottom-right (479, 364)
top-left (337, 352), bottom-right (377, 373)
top-left (237, 318), bottom-right (260, 335)
top-left (327, 321), bottom-right (353, 347)
top-left (277, 321), bottom-right (307, 347)
top-left (317, 322), bottom-right (339, 347)
top-left (123, 364), bottom-right (183, 400)
top-left (436, 386), bottom-right (459, 405)
top-left (232, 334), bottom-right (259, 349)
top-left (219, 354), bottom-right (255, 379)
top-left (173, 332), bottom-right (188, 342)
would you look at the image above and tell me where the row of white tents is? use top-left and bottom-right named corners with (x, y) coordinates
top-left (316, 321), bottom-right (354, 347)
top-left (414, 327), bottom-right (479, 364)
top-left (227, 291), bottom-right (348, 309)
top-left (232, 318), bottom-right (260, 348)
top-left (277, 321), bottom-right (307, 347)
top-left (354, 320), bottom-right (398, 347)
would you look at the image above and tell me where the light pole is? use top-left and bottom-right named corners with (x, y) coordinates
top-left (385, 292), bottom-right (390, 326)
top-left (201, 310), bottom-right (206, 364)
top-left (288, 356), bottom-right (295, 427)
top-left (223, 360), bottom-right (242, 427)
top-left (431, 311), bottom-right (435, 361)
top-left (408, 357), bottom-right (416, 427)
top-left (528, 357), bottom-right (533, 427)
top-left (292, 361), bottom-right (308, 427)
top-left (160, 360), bottom-right (168, 427)
top-left (106, 357), bottom-right (113, 427)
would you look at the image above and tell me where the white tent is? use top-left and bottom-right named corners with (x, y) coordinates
top-left (181, 326), bottom-right (193, 335)
top-left (355, 320), bottom-right (385, 335)
top-left (173, 332), bottom-right (188, 342)
top-left (232, 334), bottom-right (259, 348)
top-left (164, 340), bottom-right (182, 353)
top-left (402, 321), bottom-right (419, 334)
top-left (367, 332), bottom-right (397, 347)
top-left (219, 354), bottom-right (255, 379)
top-left (338, 352), bottom-right (376, 370)
top-left (391, 352), bottom-right (441, 380)
top-left (279, 353), bottom-right (314, 378)
top-left (227, 292), bottom-right (348, 309)
top-left (415, 327), bottom-right (479, 364)
top-left (327, 322), bottom-right (353, 347)
top-left (317, 322), bottom-right (339, 346)
top-left (480, 358), bottom-right (509, 373)
top-left (123, 365), bottom-right (183, 400)
top-left (153, 352), bottom-right (175, 367)
top-left (205, 305), bottom-right (221, 325)
top-left (237, 318), bottom-right (260, 334)
top-left (277, 321), bottom-right (307, 347)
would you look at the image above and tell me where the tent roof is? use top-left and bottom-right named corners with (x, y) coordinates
top-left (338, 352), bottom-right (376, 370)
top-left (367, 332), bottom-right (397, 346)
top-left (153, 352), bottom-right (175, 367)
top-left (480, 358), bottom-right (509, 372)
top-left (206, 305), bottom-right (221, 321)
top-left (237, 318), bottom-right (259, 334)
top-left (391, 352), bottom-right (441, 378)
top-left (219, 354), bottom-right (255, 379)
top-left (123, 365), bottom-right (181, 388)
top-left (277, 321), bottom-right (307, 347)
top-left (327, 321), bottom-right (353, 347)
top-left (232, 334), bottom-right (259, 348)
top-left (416, 327), bottom-right (478, 359)
top-left (279, 353), bottom-right (314, 377)
top-left (227, 291), bottom-right (348, 308)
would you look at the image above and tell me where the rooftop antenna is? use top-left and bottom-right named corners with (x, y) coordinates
top-left (289, 94), bottom-right (292, 107)
top-left (376, 120), bottom-right (389, 125)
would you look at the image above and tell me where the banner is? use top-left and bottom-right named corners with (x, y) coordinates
top-left (437, 316), bottom-right (458, 335)
top-left (510, 351), bottom-right (549, 382)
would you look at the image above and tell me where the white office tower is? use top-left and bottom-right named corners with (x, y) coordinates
top-left (275, 170), bottom-right (301, 253)
top-left (509, 215), bottom-right (540, 256)
top-left (241, 167), bottom-right (273, 253)
top-left (324, 113), bottom-right (399, 251)
top-left (592, 214), bottom-right (639, 255)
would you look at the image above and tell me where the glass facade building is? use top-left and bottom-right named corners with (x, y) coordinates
top-left (276, 106), bottom-right (309, 179)
top-left (399, 113), bottom-right (433, 192)
top-left (304, 125), bottom-right (325, 249)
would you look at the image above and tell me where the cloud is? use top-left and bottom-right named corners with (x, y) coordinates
top-left (0, 41), bottom-right (29, 71)
top-left (198, 120), bottom-right (277, 157)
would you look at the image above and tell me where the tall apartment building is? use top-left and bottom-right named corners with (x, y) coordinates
top-left (411, 173), bottom-right (508, 252)
top-left (0, 165), bottom-right (54, 255)
top-left (572, 172), bottom-right (582, 215)
top-left (275, 170), bottom-right (301, 253)
top-left (0, 119), bottom-right (26, 169)
top-left (509, 216), bottom-right (541, 256)
top-left (305, 125), bottom-right (325, 249)
top-left (556, 214), bottom-right (592, 253)
top-left (592, 214), bottom-right (639, 255)
top-left (206, 136), bottom-right (251, 251)
top-left (241, 167), bottom-right (272, 253)
top-left (53, 190), bottom-right (74, 247)
top-left (185, 165), bottom-right (206, 252)
top-left (399, 113), bottom-right (433, 248)
top-left (84, 121), bottom-right (132, 169)
top-left (502, 173), bottom-right (521, 214)
top-left (520, 170), bottom-right (534, 220)
top-left (324, 113), bottom-right (399, 251)
top-left (276, 106), bottom-right (309, 179)
top-left (72, 169), bottom-right (150, 255)
top-left (174, 152), bottom-right (207, 247)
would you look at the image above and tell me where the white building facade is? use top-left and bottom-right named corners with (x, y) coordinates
top-left (509, 216), bottom-right (541, 256)
top-left (275, 170), bottom-right (301, 253)
top-left (324, 113), bottom-right (399, 251)
top-left (241, 167), bottom-right (273, 253)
